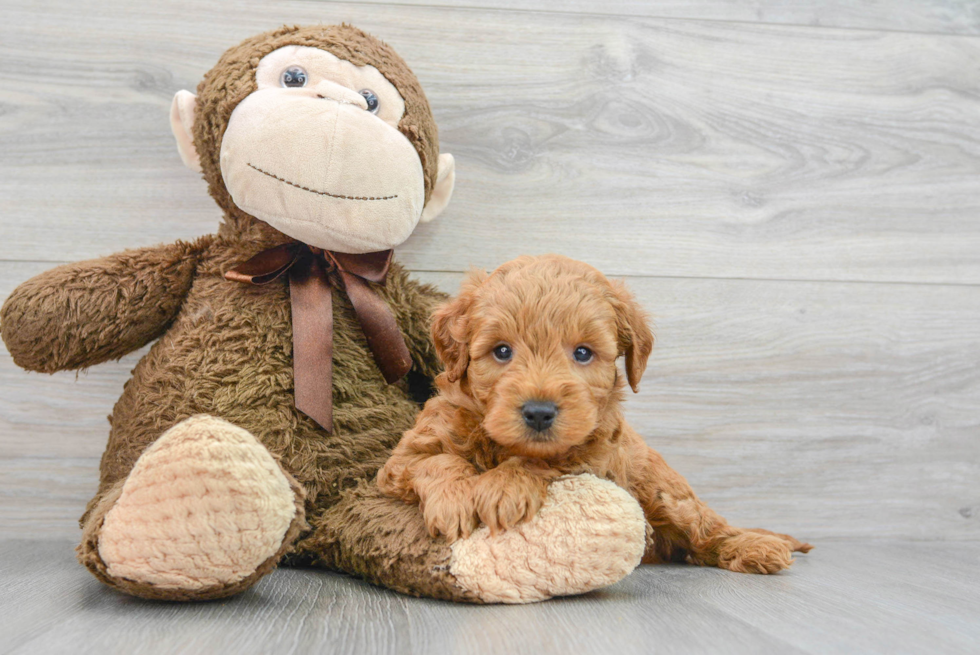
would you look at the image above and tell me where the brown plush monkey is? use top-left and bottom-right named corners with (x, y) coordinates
top-left (0, 24), bottom-right (646, 603)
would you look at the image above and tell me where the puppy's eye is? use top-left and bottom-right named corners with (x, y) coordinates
top-left (359, 89), bottom-right (380, 113)
top-left (492, 344), bottom-right (513, 363)
top-left (280, 66), bottom-right (308, 88)
top-left (573, 346), bottom-right (594, 364)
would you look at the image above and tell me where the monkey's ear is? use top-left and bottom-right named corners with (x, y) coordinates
top-left (170, 90), bottom-right (202, 173)
top-left (430, 269), bottom-right (486, 382)
top-left (419, 153), bottom-right (455, 224)
top-left (609, 279), bottom-right (655, 393)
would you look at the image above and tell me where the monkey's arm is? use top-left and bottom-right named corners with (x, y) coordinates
top-left (381, 263), bottom-right (449, 380)
top-left (0, 237), bottom-right (211, 373)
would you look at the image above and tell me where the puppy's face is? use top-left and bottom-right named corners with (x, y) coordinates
top-left (432, 256), bottom-right (654, 459)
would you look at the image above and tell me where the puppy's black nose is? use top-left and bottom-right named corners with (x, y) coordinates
top-left (522, 401), bottom-right (557, 432)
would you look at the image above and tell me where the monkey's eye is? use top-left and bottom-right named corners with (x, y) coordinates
top-left (492, 344), bottom-right (513, 363)
top-left (280, 66), bottom-right (308, 88)
top-left (573, 346), bottom-right (594, 364)
top-left (359, 89), bottom-right (380, 113)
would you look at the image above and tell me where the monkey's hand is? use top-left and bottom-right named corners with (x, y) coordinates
top-left (1, 238), bottom-right (209, 373)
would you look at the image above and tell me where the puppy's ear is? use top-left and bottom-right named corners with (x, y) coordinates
top-left (609, 279), bottom-right (654, 393)
top-left (431, 269), bottom-right (488, 382)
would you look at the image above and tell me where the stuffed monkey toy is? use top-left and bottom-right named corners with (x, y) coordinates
top-left (0, 24), bottom-right (646, 603)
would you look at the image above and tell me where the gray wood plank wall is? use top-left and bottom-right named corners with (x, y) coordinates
top-left (1, 0), bottom-right (978, 545)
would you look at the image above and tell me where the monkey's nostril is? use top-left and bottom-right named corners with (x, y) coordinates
top-left (316, 94), bottom-right (325, 99)
top-left (521, 401), bottom-right (557, 432)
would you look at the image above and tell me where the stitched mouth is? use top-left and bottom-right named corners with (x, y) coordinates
top-left (247, 163), bottom-right (398, 201)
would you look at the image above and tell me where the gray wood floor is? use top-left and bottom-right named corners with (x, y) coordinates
top-left (1, 0), bottom-right (979, 652)
top-left (2, 539), bottom-right (978, 655)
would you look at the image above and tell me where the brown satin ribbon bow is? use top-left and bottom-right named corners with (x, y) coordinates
top-left (225, 242), bottom-right (412, 432)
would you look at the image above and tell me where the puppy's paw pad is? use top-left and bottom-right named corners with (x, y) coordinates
top-left (718, 532), bottom-right (794, 574)
top-left (449, 474), bottom-right (646, 603)
top-left (98, 415), bottom-right (298, 590)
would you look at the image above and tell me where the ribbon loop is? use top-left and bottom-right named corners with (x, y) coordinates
top-left (224, 242), bottom-right (303, 285)
top-left (329, 250), bottom-right (392, 284)
top-left (225, 243), bottom-right (412, 432)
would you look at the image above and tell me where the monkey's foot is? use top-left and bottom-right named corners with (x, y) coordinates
top-left (448, 474), bottom-right (646, 603)
top-left (89, 415), bottom-right (306, 600)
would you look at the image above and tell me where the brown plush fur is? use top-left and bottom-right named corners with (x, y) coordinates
top-left (378, 255), bottom-right (813, 572)
top-left (0, 26), bottom-right (473, 602)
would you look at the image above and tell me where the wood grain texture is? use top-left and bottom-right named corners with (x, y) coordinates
top-left (1, 1), bottom-right (979, 283)
top-left (324, 0), bottom-right (980, 36)
top-left (1, 539), bottom-right (978, 655)
top-left (3, 264), bottom-right (978, 541)
top-left (0, 459), bottom-right (98, 539)
top-left (1, 2), bottom-right (978, 647)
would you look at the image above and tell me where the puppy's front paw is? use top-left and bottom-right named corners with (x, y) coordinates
top-left (422, 487), bottom-right (478, 542)
top-left (717, 532), bottom-right (795, 574)
top-left (472, 465), bottom-right (550, 535)
top-left (747, 528), bottom-right (814, 554)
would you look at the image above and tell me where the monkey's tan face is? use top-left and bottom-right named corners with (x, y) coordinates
top-left (219, 46), bottom-right (425, 253)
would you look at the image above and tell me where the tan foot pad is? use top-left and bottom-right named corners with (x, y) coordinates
top-left (99, 415), bottom-right (297, 592)
top-left (449, 474), bottom-right (646, 604)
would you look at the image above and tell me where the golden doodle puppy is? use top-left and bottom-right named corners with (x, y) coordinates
top-left (378, 255), bottom-right (812, 574)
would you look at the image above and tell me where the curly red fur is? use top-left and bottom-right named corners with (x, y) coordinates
top-left (378, 255), bottom-right (812, 571)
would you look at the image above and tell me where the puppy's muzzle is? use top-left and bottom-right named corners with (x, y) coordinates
top-left (522, 401), bottom-right (557, 433)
